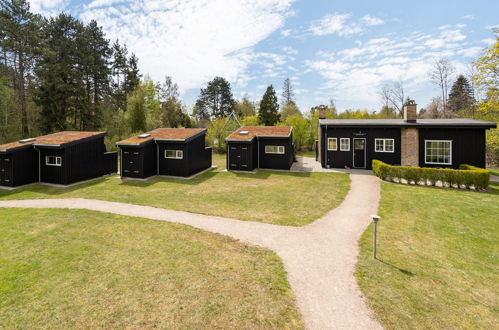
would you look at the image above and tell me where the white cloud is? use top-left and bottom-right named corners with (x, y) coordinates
top-left (280, 29), bottom-right (291, 37)
top-left (78, 0), bottom-right (294, 92)
top-left (282, 46), bottom-right (298, 55)
top-left (462, 15), bottom-right (474, 20)
top-left (304, 24), bottom-right (476, 108)
top-left (85, 0), bottom-right (125, 9)
top-left (482, 38), bottom-right (495, 45)
top-left (424, 28), bottom-right (466, 49)
top-left (309, 12), bottom-right (362, 37)
top-left (29, 0), bottom-right (67, 15)
top-left (361, 14), bottom-right (384, 26)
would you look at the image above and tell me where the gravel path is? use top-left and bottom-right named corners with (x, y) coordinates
top-left (0, 173), bottom-right (382, 330)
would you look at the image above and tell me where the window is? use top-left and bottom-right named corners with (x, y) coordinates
top-left (45, 156), bottom-right (62, 166)
top-left (327, 138), bottom-right (337, 151)
top-left (375, 139), bottom-right (394, 153)
top-left (265, 145), bottom-right (285, 154)
top-left (425, 140), bottom-right (452, 165)
top-left (340, 138), bottom-right (350, 151)
top-left (165, 150), bottom-right (183, 159)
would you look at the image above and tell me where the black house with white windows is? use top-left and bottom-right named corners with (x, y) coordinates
top-left (116, 128), bottom-right (212, 179)
top-left (317, 100), bottom-right (496, 170)
top-left (0, 131), bottom-right (117, 187)
top-left (226, 126), bottom-right (294, 171)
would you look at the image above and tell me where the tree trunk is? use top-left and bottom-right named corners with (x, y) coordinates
top-left (18, 54), bottom-right (29, 138)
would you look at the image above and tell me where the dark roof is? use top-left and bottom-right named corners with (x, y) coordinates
top-left (319, 118), bottom-right (497, 128)
top-left (226, 126), bottom-right (292, 141)
top-left (116, 128), bottom-right (206, 146)
top-left (0, 131), bottom-right (106, 152)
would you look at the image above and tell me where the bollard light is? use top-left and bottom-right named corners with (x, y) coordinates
top-left (371, 215), bottom-right (380, 259)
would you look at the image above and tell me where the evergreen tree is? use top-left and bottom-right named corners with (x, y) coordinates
top-left (258, 85), bottom-right (280, 125)
top-left (36, 13), bottom-right (82, 133)
top-left (195, 76), bottom-right (235, 118)
top-left (448, 74), bottom-right (475, 115)
top-left (0, 0), bottom-right (43, 137)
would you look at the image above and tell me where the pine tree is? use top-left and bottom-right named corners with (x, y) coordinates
top-left (0, 0), bottom-right (43, 137)
top-left (36, 13), bottom-right (82, 133)
top-left (195, 76), bottom-right (235, 119)
top-left (258, 85), bottom-right (280, 125)
top-left (447, 74), bottom-right (475, 115)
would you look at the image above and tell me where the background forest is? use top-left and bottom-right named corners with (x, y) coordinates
top-left (0, 0), bottom-right (497, 165)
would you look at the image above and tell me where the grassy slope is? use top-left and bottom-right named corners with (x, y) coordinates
top-left (356, 181), bottom-right (499, 329)
top-left (489, 168), bottom-right (499, 177)
top-left (0, 208), bottom-right (303, 329)
top-left (0, 154), bottom-right (349, 226)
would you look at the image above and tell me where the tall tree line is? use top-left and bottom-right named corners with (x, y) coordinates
top-left (0, 0), bottom-right (140, 139)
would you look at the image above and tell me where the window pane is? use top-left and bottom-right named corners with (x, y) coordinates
top-left (328, 138), bottom-right (337, 150)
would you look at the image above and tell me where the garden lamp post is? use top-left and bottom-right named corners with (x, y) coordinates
top-left (371, 215), bottom-right (380, 259)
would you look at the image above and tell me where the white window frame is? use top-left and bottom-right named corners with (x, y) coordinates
top-left (374, 139), bottom-right (395, 153)
top-left (424, 140), bottom-right (452, 165)
top-left (45, 155), bottom-right (62, 167)
top-left (339, 138), bottom-right (350, 151)
top-left (165, 150), bottom-right (183, 159)
top-left (327, 138), bottom-right (337, 151)
top-left (265, 145), bottom-right (285, 154)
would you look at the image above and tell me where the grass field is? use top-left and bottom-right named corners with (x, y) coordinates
top-left (489, 167), bottom-right (499, 177)
top-left (0, 154), bottom-right (349, 226)
top-left (0, 208), bottom-right (303, 329)
top-left (356, 181), bottom-right (499, 329)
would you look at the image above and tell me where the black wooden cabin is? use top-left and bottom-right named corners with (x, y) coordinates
top-left (0, 131), bottom-right (117, 188)
top-left (116, 128), bottom-right (212, 179)
top-left (226, 126), bottom-right (294, 171)
top-left (317, 101), bottom-right (496, 170)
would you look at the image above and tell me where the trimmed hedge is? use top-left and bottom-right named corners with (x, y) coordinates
top-left (372, 160), bottom-right (490, 190)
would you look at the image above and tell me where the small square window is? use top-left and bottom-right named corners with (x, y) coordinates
top-left (374, 139), bottom-right (394, 153)
top-left (165, 150), bottom-right (183, 159)
top-left (339, 138), bottom-right (350, 151)
top-left (45, 156), bottom-right (62, 166)
top-left (327, 138), bottom-right (337, 151)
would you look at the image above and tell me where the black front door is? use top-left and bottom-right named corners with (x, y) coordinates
top-left (0, 155), bottom-right (12, 186)
top-left (353, 138), bottom-right (366, 168)
top-left (229, 145), bottom-right (249, 171)
top-left (122, 150), bottom-right (141, 177)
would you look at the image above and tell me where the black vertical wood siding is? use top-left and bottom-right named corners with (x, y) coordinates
top-left (258, 137), bottom-right (294, 170)
top-left (418, 128), bottom-right (486, 169)
top-left (321, 126), bottom-right (401, 169)
top-left (227, 135), bottom-right (293, 171)
top-left (227, 141), bottom-right (255, 171)
top-left (119, 132), bottom-right (211, 179)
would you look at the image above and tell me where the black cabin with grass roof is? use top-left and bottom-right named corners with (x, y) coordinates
top-left (116, 128), bottom-right (212, 179)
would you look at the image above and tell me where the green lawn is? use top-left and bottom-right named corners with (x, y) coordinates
top-left (356, 181), bottom-right (499, 329)
top-left (0, 154), bottom-right (349, 226)
top-left (0, 208), bottom-right (303, 329)
top-left (489, 167), bottom-right (499, 177)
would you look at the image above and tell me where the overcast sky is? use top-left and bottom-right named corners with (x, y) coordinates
top-left (29, 0), bottom-right (499, 112)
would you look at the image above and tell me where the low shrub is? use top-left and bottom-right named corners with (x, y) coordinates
top-left (372, 160), bottom-right (490, 190)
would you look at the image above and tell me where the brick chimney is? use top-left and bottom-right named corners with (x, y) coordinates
top-left (318, 107), bottom-right (326, 119)
top-left (403, 99), bottom-right (417, 123)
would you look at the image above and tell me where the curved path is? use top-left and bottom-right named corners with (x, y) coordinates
top-left (0, 173), bottom-right (382, 330)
